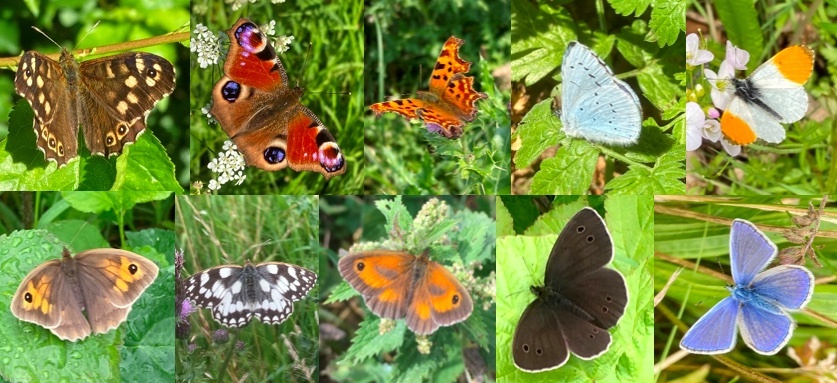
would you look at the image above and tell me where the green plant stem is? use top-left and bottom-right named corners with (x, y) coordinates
top-left (599, 146), bottom-right (653, 171)
top-left (217, 329), bottom-right (241, 382)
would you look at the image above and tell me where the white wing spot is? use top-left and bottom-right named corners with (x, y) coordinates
top-left (219, 268), bottom-right (233, 278)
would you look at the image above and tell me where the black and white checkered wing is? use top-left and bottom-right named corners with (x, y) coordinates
top-left (183, 262), bottom-right (317, 328)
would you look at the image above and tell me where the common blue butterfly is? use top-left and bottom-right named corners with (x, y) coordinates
top-left (557, 41), bottom-right (642, 146)
top-left (680, 219), bottom-right (815, 355)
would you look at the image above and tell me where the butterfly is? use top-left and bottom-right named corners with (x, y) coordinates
top-left (182, 260), bottom-right (317, 327)
top-left (680, 219), bottom-right (815, 355)
top-left (337, 250), bottom-right (473, 335)
top-left (10, 247), bottom-right (159, 342)
top-left (717, 45), bottom-right (814, 145)
top-left (556, 41), bottom-right (642, 146)
top-left (210, 18), bottom-right (346, 179)
top-left (369, 36), bottom-right (488, 139)
top-left (512, 208), bottom-right (628, 372)
top-left (14, 44), bottom-right (175, 167)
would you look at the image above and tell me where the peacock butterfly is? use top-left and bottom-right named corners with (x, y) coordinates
top-left (210, 18), bottom-right (346, 179)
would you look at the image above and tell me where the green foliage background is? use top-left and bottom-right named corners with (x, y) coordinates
top-left (686, 1), bottom-right (835, 194)
top-left (0, 191), bottom-right (175, 383)
top-left (0, 0), bottom-right (190, 191)
top-left (495, 195), bottom-right (654, 382)
top-left (189, 0), bottom-right (364, 194)
top-left (320, 196), bottom-right (496, 382)
top-left (654, 196), bottom-right (837, 382)
top-left (175, 195), bottom-right (319, 382)
top-left (512, 0), bottom-right (686, 194)
top-left (363, 0), bottom-right (512, 195)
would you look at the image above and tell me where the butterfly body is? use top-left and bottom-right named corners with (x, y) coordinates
top-left (210, 18), bottom-right (346, 178)
top-left (370, 36), bottom-right (487, 139)
top-left (338, 250), bottom-right (473, 335)
top-left (10, 248), bottom-right (159, 342)
top-left (15, 48), bottom-right (175, 167)
top-left (680, 219), bottom-right (815, 355)
top-left (183, 260), bottom-right (317, 327)
top-left (558, 41), bottom-right (642, 146)
top-left (720, 45), bottom-right (814, 145)
top-left (512, 208), bottom-right (628, 372)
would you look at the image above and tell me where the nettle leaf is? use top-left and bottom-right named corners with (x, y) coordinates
top-left (375, 196), bottom-right (413, 235)
top-left (325, 282), bottom-right (359, 304)
top-left (530, 142), bottom-right (599, 194)
top-left (453, 209), bottom-right (495, 264)
top-left (392, 331), bottom-right (463, 383)
top-left (340, 317), bottom-right (406, 364)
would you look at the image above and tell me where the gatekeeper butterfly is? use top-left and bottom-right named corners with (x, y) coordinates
top-left (369, 36), bottom-right (488, 139)
top-left (337, 249), bottom-right (473, 335)
top-left (11, 247), bottom-right (159, 342)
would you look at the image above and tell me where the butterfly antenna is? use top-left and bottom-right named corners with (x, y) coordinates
top-left (75, 20), bottom-right (101, 50)
top-left (297, 40), bottom-right (313, 90)
top-left (31, 26), bottom-right (62, 50)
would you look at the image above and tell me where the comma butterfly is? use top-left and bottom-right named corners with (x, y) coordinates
top-left (370, 36), bottom-right (487, 139)
top-left (210, 18), bottom-right (346, 179)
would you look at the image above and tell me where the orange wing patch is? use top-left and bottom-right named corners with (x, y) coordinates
top-left (369, 36), bottom-right (488, 139)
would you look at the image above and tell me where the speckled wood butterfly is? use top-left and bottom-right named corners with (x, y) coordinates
top-left (14, 47), bottom-right (175, 167)
top-left (183, 260), bottom-right (317, 327)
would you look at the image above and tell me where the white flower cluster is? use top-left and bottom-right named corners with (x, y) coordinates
top-left (275, 35), bottom-right (295, 54)
top-left (206, 141), bottom-right (247, 190)
top-left (190, 24), bottom-right (221, 69)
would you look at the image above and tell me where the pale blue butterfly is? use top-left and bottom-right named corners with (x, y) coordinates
top-left (680, 219), bottom-right (815, 355)
top-left (558, 41), bottom-right (642, 146)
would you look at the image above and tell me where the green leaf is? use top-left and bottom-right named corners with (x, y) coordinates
top-left (375, 196), bottom-right (412, 235)
top-left (511, 2), bottom-right (576, 85)
top-left (340, 317), bottom-right (406, 364)
top-left (609, 0), bottom-right (651, 17)
top-left (604, 145), bottom-right (685, 194)
top-left (647, 0), bottom-right (686, 47)
top-left (530, 143), bottom-right (599, 194)
top-left (496, 197), bottom-right (514, 237)
top-left (453, 209), bottom-right (495, 264)
top-left (513, 99), bottom-right (562, 169)
top-left (715, 0), bottom-right (762, 57)
top-left (325, 281), bottom-right (360, 304)
top-left (112, 132), bottom-right (183, 192)
top-left (62, 191), bottom-right (172, 214)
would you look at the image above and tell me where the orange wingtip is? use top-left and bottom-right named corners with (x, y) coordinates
top-left (720, 110), bottom-right (757, 145)
top-left (770, 45), bottom-right (815, 84)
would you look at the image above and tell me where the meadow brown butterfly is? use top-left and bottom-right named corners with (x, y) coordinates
top-left (337, 249), bottom-right (473, 335)
top-left (10, 247), bottom-right (159, 342)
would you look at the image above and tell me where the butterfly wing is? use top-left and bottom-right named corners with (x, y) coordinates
top-left (73, 249), bottom-right (159, 335)
top-left (370, 97), bottom-right (469, 138)
top-left (10, 258), bottom-right (92, 341)
top-left (211, 19), bottom-right (346, 178)
top-left (721, 95), bottom-right (785, 145)
top-left (747, 45), bottom-right (813, 124)
top-left (751, 264), bottom-right (814, 311)
top-left (248, 262), bottom-right (317, 326)
top-left (560, 41), bottom-right (641, 145)
top-left (730, 219), bottom-right (777, 286)
top-left (337, 250), bottom-right (415, 321)
top-left (738, 299), bottom-right (793, 355)
top-left (512, 298), bottom-right (569, 372)
top-left (77, 52), bottom-right (175, 157)
top-left (405, 258), bottom-right (473, 335)
top-left (14, 51), bottom-right (80, 166)
top-left (680, 296), bottom-right (740, 354)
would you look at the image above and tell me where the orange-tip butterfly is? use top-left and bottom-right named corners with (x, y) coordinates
top-left (720, 45), bottom-right (814, 145)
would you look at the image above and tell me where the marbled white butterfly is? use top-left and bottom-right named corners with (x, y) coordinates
top-left (183, 260), bottom-right (317, 327)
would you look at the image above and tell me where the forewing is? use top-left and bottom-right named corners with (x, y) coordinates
top-left (427, 36), bottom-right (471, 93)
top-left (545, 207), bottom-right (613, 287)
top-left (406, 260), bottom-right (473, 335)
top-left (680, 296), bottom-right (739, 354)
top-left (751, 265), bottom-right (814, 310)
top-left (337, 250), bottom-right (415, 321)
top-left (729, 220), bottom-right (777, 286)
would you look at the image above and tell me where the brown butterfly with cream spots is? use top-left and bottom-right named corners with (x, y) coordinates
top-left (14, 48), bottom-right (175, 167)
